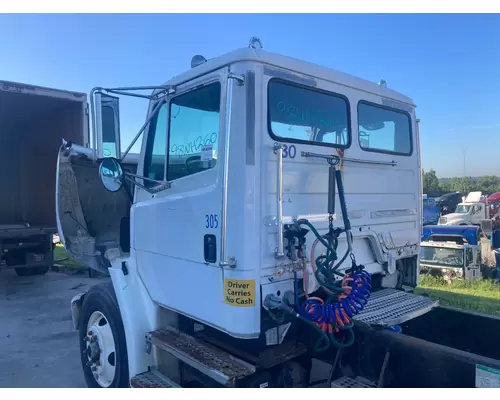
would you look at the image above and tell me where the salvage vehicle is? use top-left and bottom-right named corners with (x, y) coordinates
top-left (57, 38), bottom-right (500, 388)
top-left (435, 192), bottom-right (462, 216)
top-left (420, 225), bottom-right (482, 280)
top-left (438, 191), bottom-right (489, 227)
top-left (479, 193), bottom-right (500, 238)
top-left (423, 203), bottom-right (440, 226)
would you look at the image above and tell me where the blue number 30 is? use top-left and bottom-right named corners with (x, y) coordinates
top-left (205, 214), bottom-right (219, 229)
top-left (282, 144), bottom-right (296, 159)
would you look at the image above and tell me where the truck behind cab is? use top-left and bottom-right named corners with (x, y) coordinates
top-left (0, 80), bottom-right (88, 276)
top-left (438, 191), bottom-right (489, 227)
top-left (435, 191), bottom-right (462, 216)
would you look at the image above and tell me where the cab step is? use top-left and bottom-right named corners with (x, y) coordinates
top-left (331, 376), bottom-right (376, 388)
top-left (130, 369), bottom-right (182, 388)
top-left (146, 326), bottom-right (256, 387)
top-left (353, 288), bottom-right (439, 326)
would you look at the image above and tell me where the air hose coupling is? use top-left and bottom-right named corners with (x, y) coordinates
top-left (263, 292), bottom-right (296, 315)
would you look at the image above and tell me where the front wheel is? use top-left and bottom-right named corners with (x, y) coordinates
top-left (79, 282), bottom-right (129, 388)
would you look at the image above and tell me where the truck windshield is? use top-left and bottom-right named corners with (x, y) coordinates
top-left (455, 205), bottom-right (471, 214)
top-left (267, 79), bottom-right (350, 148)
top-left (420, 246), bottom-right (464, 268)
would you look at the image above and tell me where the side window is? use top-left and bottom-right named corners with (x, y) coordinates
top-left (358, 101), bottom-right (412, 155)
top-left (143, 103), bottom-right (168, 187)
top-left (167, 82), bottom-right (221, 182)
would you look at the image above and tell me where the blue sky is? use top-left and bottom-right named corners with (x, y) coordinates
top-left (0, 13), bottom-right (498, 178)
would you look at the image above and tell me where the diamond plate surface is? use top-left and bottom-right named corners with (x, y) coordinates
top-left (331, 376), bottom-right (376, 388)
top-left (130, 370), bottom-right (181, 388)
top-left (147, 326), bottom-right (256, 386)
top-left (353, 288), bottom-right (439, 326)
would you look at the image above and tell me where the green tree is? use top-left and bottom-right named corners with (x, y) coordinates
top-left (476, 176), bottom-right (500, 194)
top-left (423, 169), bottom-right (440, 196)
top-left (439, 180), bottom-right (452, 194)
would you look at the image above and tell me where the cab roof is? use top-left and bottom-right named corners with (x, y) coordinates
top-left (422, 225), bottom-right (480, 245)
top-left (158, 46), bottom-right (416, 107)
top-left (464, 191), bottom-right (482, 203)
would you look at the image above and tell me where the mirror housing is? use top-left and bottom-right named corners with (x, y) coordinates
top-left (99, 157), bottom-right (124, 193)
top-left (95, 92), bottom-right (121, 159)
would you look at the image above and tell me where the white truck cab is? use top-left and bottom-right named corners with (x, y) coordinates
top-left (56, 38), bottom-right (437, 388)
top-left (438, 191), bottom-right (487, 226)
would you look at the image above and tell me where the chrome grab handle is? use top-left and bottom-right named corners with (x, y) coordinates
top-left (274, 142), bottom-right (285, 259)
top-left (219, 75), bottom-right (236, 268)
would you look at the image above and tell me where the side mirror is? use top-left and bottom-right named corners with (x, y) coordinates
top-left (99, 157), bottom-right (124, 193)
top-left (95, 92), bottom-right (121, 159)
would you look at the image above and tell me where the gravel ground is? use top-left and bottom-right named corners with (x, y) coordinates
top-left (0, 267), bottom-right (334, 388)
top-left (0, 269), bottom-right (107, 388)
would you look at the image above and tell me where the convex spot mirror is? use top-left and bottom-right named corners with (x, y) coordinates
top-left (99, 157), bottom-right (124, 193)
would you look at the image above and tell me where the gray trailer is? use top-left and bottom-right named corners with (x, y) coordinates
top-left (0, 80), bottom-right (88, 276)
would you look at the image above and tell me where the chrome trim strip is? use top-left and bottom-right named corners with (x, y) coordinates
top-left (301, 151), bottom-right (398, 167)
top-left (89, 87), bottom-right (99, 162)
top-left (245, 70), bottom-right (255, 166)
top-left (263, 66), bottom-right (317, 87)
top-left (371, 209), bottom-right (417, 219)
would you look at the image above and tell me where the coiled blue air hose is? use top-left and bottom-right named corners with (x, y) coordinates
top-left (292, 167), bottom-right (372, 352)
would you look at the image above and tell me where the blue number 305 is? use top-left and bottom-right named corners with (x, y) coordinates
top-left (205, 214), bottom-right (219, 229)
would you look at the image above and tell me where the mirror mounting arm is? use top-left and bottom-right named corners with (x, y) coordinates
top-left (123, 172), bottom-right (171, 194)
top-left (124, 176), bottom-right (170, 194)
top-left (90, 84), bottom-right (175, 162)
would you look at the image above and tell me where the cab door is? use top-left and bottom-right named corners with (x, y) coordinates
top-left (130, 68), bottom-right (230, 327)
top-left (470, 203), bottom-right (485, 225)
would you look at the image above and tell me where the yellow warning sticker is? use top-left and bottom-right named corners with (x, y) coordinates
top-left (224, 278), bottom-right (256, 307)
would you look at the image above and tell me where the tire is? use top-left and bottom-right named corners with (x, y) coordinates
top-left (15, 267), bottom-right (32, 277)
top-left (14, 266), bottom-right (50, 277)
top-left (273, 359), bottom-right (310, 388)
top-left (34, 266), bottom-right (50, 275)
top-left (79, 282), bottom-right (129, 388)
